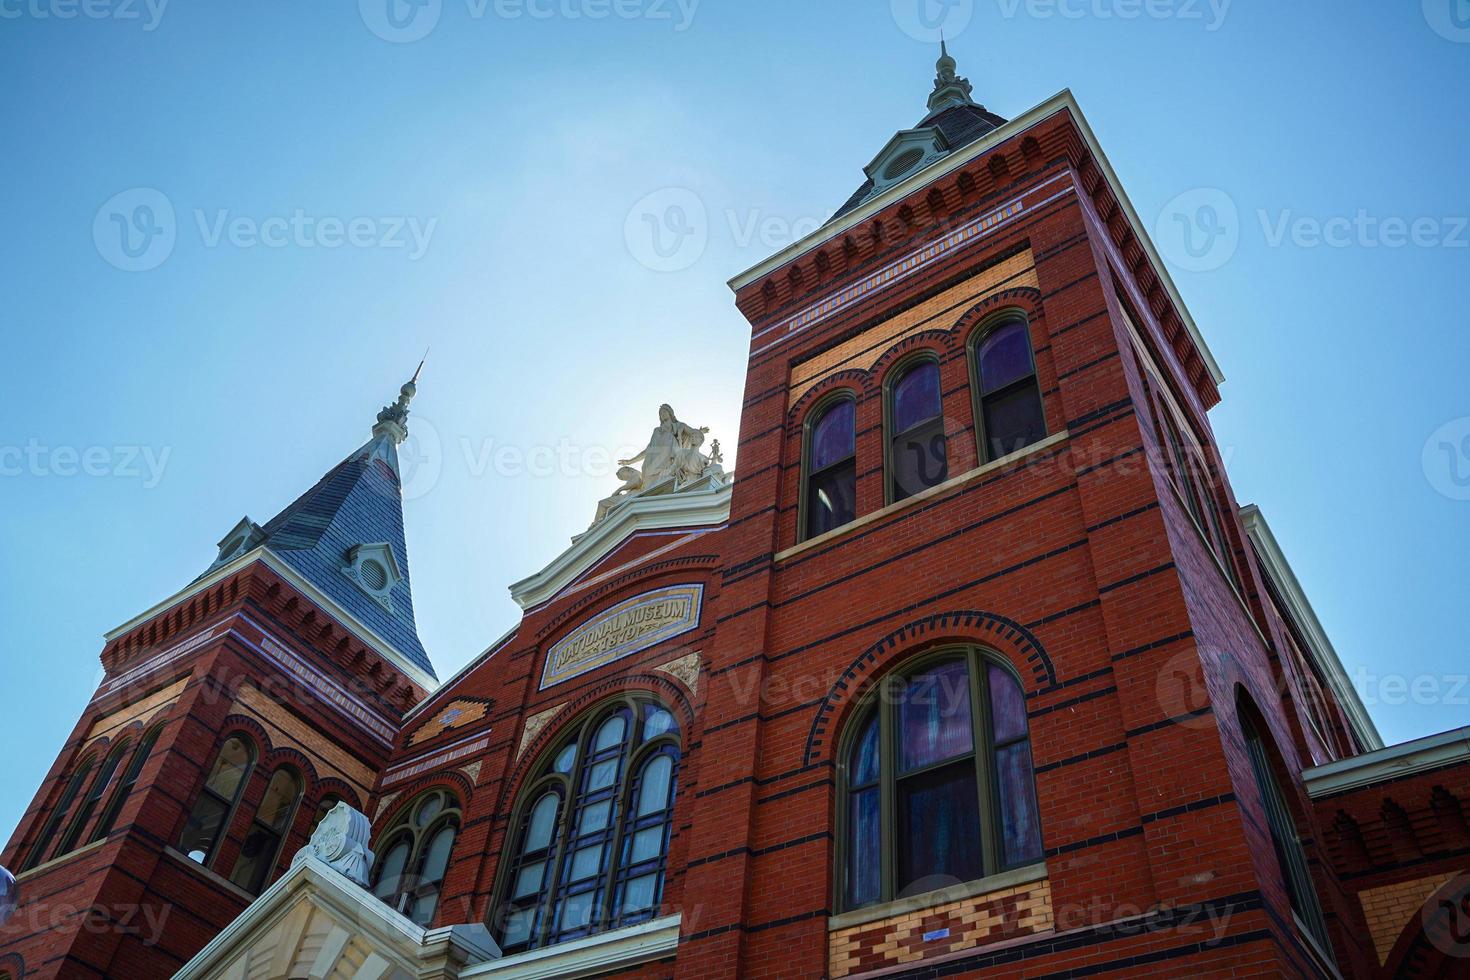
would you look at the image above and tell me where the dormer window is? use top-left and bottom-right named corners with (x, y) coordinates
top-left (863, 128), bottom-right (950, 195)
top-left (343, 543), bottom-right (401, 611)
top-left (211, 517), bottom-right (264, 569)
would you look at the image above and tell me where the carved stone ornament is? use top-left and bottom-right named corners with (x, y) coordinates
top-left (292, 801), bottom-right (375, 888)
top-left (593, 404), bottom-right (731, 525)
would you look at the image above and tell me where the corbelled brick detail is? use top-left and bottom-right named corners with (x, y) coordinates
top-left (828, 879), bottom-right (1053, 977)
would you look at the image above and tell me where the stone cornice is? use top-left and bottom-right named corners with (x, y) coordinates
top-left (509, 482), bottom-right (732, 610)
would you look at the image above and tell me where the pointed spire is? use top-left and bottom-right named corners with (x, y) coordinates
top-left (372, 356), bottom-right (425, 446)
top-left (927, 38), bottom-right (976, 114)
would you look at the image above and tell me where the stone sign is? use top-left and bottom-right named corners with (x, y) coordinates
top-left (541, 584), bottom-right (704, 689)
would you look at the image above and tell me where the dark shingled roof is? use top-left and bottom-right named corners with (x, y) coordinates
top-left (249, 431), bottom-right (435, 679)
top-left (830, 101), bottom-right (1009, 222)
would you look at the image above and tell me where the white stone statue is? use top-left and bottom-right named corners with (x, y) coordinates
top-left (292, 801), bottom-right (375, 887)
top-left (593, 405), bottom-right (729, 525)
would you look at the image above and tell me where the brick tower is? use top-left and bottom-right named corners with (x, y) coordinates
top-left (0, 375), bottom-right (438, 979)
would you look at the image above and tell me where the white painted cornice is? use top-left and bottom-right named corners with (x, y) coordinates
top-left (1240, 505), bottom-right (1382, 751)
top-left (460, 915), bottom-right (681, 980)
top-left (104, 547), bottom-right (439, 693)
top-left (172, 856), bottom-right (499, 980)
top-left (727, 88), bottom-right (1225, 388)
top-left (1304, 725), bottom-right (1470, 798)
top-left (509, 482), bottom-right (731, 610)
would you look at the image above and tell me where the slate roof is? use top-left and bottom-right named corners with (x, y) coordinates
top-left (239, 430), bottom-right (435, 679)
top-left (829, 101), bottom-right (1009, 222)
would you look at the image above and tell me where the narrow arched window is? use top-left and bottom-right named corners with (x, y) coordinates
top-left (887, 358), bottom-right (947, 501)
top-left (838, 649), bottom-right (1043, 912)
top-left (91, 725), bottom-right (163, 843)
top-left (495, 697), bottom-right (680, 953)
top-left (972, 316), bottom-right (1046, 462)
top-left (1241, 711), bottom-right (1331, 952)
top-left (369, 789), bottom-right (461, 926)
top-left (178, 735), bottom-right (255, 867)
top-left (21, 754), bottom-right (95, 871)
top-left (803, 397), bottom-right (858, 539)
top-left (229, 766), bottom-right (304, 894)
top-left (55, 738), bottom-right (131, 857)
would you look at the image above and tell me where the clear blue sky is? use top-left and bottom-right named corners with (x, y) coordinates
top-left (2, 1), bottom-right (1467, 846)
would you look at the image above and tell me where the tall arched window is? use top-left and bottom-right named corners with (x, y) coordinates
top-left (370, 789), bottom-right (460, 926)
top-left (887, 358), bottom-right (947, 501)
top-left (839, 649), bottom-right (1043, 912)
top-left (178, 735), bottom-right (255, 867)
top-left (803, 396), bottom-right (857, 540)
top-left (1240, 709), bottom-right (1331, 952)
top-left (229, 766), bottom-right (304, 894)
top-left (91, 724), bottom-right (164, 843)
top-left (54, 738), bottom-right (131, 857)
top-left (494, 697), bottom-right (681, 954)
top-left (971, 316), bottom-right (1046, 463)
top-left (21, 754), bottom-right (95, 871)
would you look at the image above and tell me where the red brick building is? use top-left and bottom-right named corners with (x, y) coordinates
top-left (5, 49), bottom-right (1469, 979)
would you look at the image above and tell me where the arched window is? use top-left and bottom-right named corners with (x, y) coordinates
top-left (971, 315), bottom-right (1046, 463)
top-left (229, 766), bottom-right (304, 894)
top-left (1240, 709), bottom-right (1331, 952)
top-left (803, 396), bottom-right (858, 540)
top-left (838, 649), bottom-right (1043, 911)
top-left (887, 358), bottom-right (947, 501)
top-left (178, 735), bottom-right (255, 867)
top-left (55, 738), bottom-right (131, 857)
top-left (21, 754), bottom-right (95, 871)
top-left (494, 697), bottom-right (680, 953)
top-left (91, 724), bottom-right (164, 843)
top-left (370, 789), bottom-right (460, 926)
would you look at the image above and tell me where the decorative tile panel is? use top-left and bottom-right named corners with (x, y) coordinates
top-left (828, 878), bottom-right (1053, 978)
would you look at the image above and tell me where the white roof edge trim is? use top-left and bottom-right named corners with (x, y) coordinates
top-left (103, 546), bottom-right (439, 693)
top-left (404, 625), bottom-right (519, 723)
top-left (509, 482), bottom-right (733, 611)
top-left (173, 856), bottom-right (499, 980)
top-left (1239, 504), bottom-right (1383, 751)
top-left (1303, 724), bottom-right (1470, 798)
top-left (727, 88), bottom-right (1224, 388)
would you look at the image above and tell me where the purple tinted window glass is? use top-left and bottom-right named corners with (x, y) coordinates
top-left (995, 742), bottom-right (1044, 866)
top-left (892, 361), bottom-right (941, 433)
top-left (811, 400), bottom-right (855, 470)
top-left (977, 321), bottom-right (1034, 392)
top-left (849, 715), bottom-right (879, 786)
top-left (891, 428), bottom-right (948, 500)
top-left (898, 660), bottom-right (973, 774)
top-left (982, 387), bottom-right (1046, 460)
top-left (897, 763), bottom-right (983, 892)
top-left (988, 665), bottom-right (1027, 744)
top-left (807, 462), bottom-right (856, 536)
top-left (847, 787), bottom-right (881, 908)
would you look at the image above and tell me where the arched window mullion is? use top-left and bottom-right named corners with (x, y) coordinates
top-left (970, 653), bottom-right (1002, 877)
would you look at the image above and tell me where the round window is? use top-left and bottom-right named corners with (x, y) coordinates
top-left (882, 148), bottom-right (925, 182)
top-left (361, 558), bottom-right (389, 592)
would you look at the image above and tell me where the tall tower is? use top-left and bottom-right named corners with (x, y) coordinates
top-left (0, 376), bottom-right (438, 979)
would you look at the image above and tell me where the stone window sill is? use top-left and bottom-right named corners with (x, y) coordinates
top-left (778, 431), bottom-right (1070, 563)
